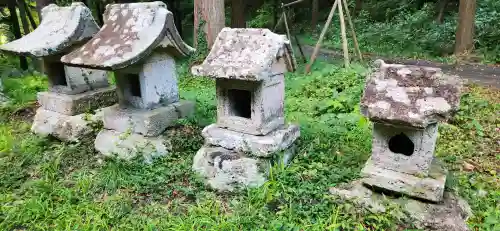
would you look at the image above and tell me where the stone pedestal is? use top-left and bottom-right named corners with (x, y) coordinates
top-left (37, 87), bottom-right (117, 115)
top-left (94, 100), bottom-right (194, 160)
top-left (329, 181), bottom-right (472, 231)
top-left (101, 100), bottom-right (194, 137)
top-left (94, 129), bottom-right (169, 163)
top-left (361, 158), bottom-right (447, 202)
top-left (32, 87), bottom-right (117, 142)
top-left (202, 124), bottom-right (300, 157)
top-left (193, 143), bottom-right (297, 192)
top-left (193, 124), bottom-right (299, 191)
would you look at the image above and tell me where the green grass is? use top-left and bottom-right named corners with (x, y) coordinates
top-left (0, 59), bottom-right (498, 230)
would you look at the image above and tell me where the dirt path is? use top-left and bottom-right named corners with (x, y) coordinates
top-left (300, 45), bottom-right (500, 88)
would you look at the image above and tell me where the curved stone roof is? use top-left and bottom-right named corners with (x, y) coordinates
top-left (0, 2), bottom-right (99, 57)
top-left (191, 28), bottom-right (296, 81)
top-left (360, 60), bottom-right (462, 128)
top-left (61, 1), bottom-right (194, 70)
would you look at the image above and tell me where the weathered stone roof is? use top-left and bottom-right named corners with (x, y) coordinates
top-left (360, 60), bottom-right (462, 128)
top-left (61, 1), bottom-right (194, 70)
top-left (0, 3), bottom-right (99, 57)
top-left (191, 28), bottom-right (296, 81)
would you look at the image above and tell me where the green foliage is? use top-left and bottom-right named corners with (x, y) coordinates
top-left (2, 73), bottom-right (46, 107)
top-left (247, 2), bottom-right (274, 28)
top-left (0, 57), bottom-right (498, 230)
top-left (296, 0), bottom-right (500, 63)
top-left (190, 13), bottom-right (209, 64)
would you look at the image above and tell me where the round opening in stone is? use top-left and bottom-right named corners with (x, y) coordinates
top-left (388, 133), bottom-right (414, 156)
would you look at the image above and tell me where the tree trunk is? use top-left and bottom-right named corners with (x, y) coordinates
top-left (311, 0), bottom-right (318, 28)
top-left (353, 0), bottom-right (362, 17)
top-left (18, 0), bottom-right (31, 35)
top-left (436, 0), bottom-right (449, 24)
top-left (35, 0), bottom-right (55, 74)
top-left (194, 0), bottom-right (226, 48)
top-left (231, 0), bottom-right (245, 28)
top-left (164, 0), bottom-right (183, 36)
top-left (95, 1), bottom-right (104, 26)
top-left (8, 0), bottom-right (29, 70)
top-left (455, 0), bottom-right (476, 55)
top-left (273, 0), bottom-right (279, 29)
top-left (23, 0), bottom-right (38, 29)
top-left (173, 0), bottom-right (183, 36)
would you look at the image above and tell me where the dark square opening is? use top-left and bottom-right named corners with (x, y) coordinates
top-left (227, 89), bottom-right (251, 119)
top-left (388, 133), bottom-right (414, 156)
top-left (46, 62), bottom-right (67, 86)
top-left (125, 73), bottom-right (142, 97)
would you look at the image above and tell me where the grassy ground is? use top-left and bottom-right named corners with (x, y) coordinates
top-left (0, 60), bottom-right (498, 230)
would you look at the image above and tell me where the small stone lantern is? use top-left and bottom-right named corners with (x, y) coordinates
top-left (0, 3), bottom-right (117, 141)
top-left (61, 2), bottom-right (195, 161)
top-left (359, 60), bottom-right (462, 202)
top-left (191, 28), bottom-right (300, 191)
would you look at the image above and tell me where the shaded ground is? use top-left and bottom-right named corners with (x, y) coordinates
top-left (300, 45), bottom-right (500, 88)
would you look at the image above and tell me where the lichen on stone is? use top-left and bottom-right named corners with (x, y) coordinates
top-left (191, 28), bottom-right (296, 81)
top-left (0, 2), bottom-right (99, 57)
top-left (61, 1), bottom-right (194, 70)
top-left (360, 60), bottom-right (462, 128)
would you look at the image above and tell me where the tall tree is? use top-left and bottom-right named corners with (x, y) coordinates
top-left (194, 0), bottom-right (225, 48)
top-left (231, 0), bottom-right (245, 28)
top-left (7, 0), bottom-right (28, 70)
top-left (353, 0), bottom-right (362, 17)
top-left (455, 0), bottom-right (476, 55)
top-left (18, 0), bottom-right (31, 35)
top-left (165, 0), bottom-right (183, 36)
top-left (35, 0), bottom-right (55, 73)
top-left (436, 0), bottom-right (449, 24)
top-left (311, 0), bottom-right (318, 28)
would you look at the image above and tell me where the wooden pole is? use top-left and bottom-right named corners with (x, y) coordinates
top-left (294, 34), bottom-right (308, 63)
top-left (8, 0), bottom-right (28, 70)
top-left (18, 0), bottom-right (31, 35)
top-left (338, 0), bottom-right (349, 68)
top-left (273, 13), bottom-right (284, 31)
top-left (305, 0), bottom-right (339, 74)
top-left (22, 0), bottom-right (37, 29)
top-left (282, 9), bottom-right (297, 67)
top-left (342, 0), bottom-right (362, 62)
top-left (283, 0), bottom-right (305, 7)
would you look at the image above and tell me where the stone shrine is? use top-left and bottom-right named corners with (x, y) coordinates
top-left (359, 60), bottom-right (462, 202)
top-left (61, 1), bottom-right (195, 161)
top-left (0, 3), bottom-right (117, 141)
top-left (330, 60), bottom-right (470, 231)
top-left (191, 28), bottom-right (300, 191)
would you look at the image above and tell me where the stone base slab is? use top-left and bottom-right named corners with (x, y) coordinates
top-left (94, 129), bottom-right (169, 163)
top-left (31, 108), bottom-right (102, 142)
top-left (102, 100), bottom-right (195, 137)
top-left (193, 144), bottom-right (297, 192)
top-left (38, 86), bottom-right (117, 116)
top-left (202, 123), bottom-right (300, 157)
top-left (361, 158), bottom-right (447, 202)
top-left (216, 116), bottom-right (285, 136)
top-left (329, 180), bottom-right (472, 231)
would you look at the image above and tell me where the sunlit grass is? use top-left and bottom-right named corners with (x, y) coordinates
top-left (0, 58), bottom-right (498, 230)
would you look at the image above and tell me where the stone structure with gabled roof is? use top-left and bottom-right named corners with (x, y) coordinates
top-left (191, 28), bottom-right (300, 191)
top-left (61, 1), bottom-right (195, 161)
top-left (0, 2), bottom-right (117, 141)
